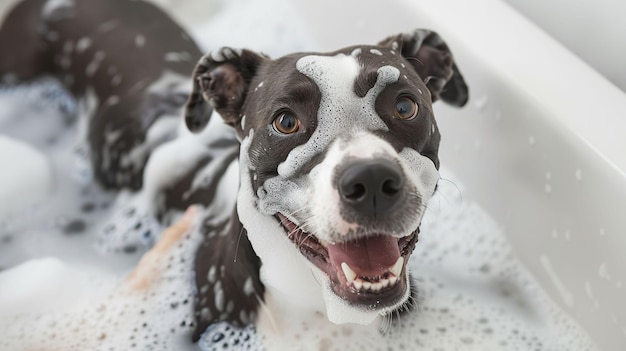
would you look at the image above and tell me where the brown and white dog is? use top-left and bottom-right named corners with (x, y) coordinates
top-left (0, 0), bottom-right (468, 346)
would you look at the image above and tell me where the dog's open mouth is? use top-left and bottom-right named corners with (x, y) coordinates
top-left (277, 214), bottom-right (418, 308)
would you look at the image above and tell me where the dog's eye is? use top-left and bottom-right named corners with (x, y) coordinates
top-left (273, 112), bottom-right (300, 134)
top-left (394, 97), bottom-right (418, 120)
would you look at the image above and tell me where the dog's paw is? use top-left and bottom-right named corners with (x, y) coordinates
top-left (206, 47), bottom-right (244, 63)
top-left (96, 197), bottom-right (163, 254)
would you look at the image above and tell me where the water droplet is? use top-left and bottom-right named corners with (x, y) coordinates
top-left (599, 228), bottom-right (606, 236)
top-left (599, 262), bottom-right (612, 281)
top-left (528, 136), bottom-right (536, 146)
top-left (474, 95), bottom-right (488, 110)
top-left (575, 169), bottom-right (583, 181)
top-left (545, 171), bottom-right (551, 180)
top-left (563, 230), bottom-right (571, 241)
top-left (544, 184), bottom-right (552, 193)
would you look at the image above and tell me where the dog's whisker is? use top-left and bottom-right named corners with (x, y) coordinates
top-left (438, 177), bottom-right (464, 205)
top-left (233, 226), bottom-right (246, 263)
top-left (298, 232), bottom-right (315, 248)
top-left (285, 206), bottom-right (308, 218)
top-left (287, 227), bottom-right (300, 239)
top-left (255, 294), bottom-right (280, 335)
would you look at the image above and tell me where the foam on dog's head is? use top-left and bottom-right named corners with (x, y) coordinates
top-left (276, 54), bottom-right (394, 178)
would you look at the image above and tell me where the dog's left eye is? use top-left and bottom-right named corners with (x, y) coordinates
top-left (273, 112), bottom-right (300, 134)
top-left (394, 97), bottom-right (419, 120)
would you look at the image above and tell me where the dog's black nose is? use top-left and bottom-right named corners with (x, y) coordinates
top-left (338, 159), bottom-right (404, 217)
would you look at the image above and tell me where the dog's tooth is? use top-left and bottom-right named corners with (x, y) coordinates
top-left (390, 257), bottom-right (404, 277)
top-left (371, 282), bottom-right (382, 292)
top-left (341, 262), bottom-right (357, 283)
top-left (381, 278), bottom-right (390, 288)
top-left (353, 279), bottom-right (363, 290)
top-left (389, 275), bottom-right (398, 286)
top-left (362, 281), bottom-right (372, 290)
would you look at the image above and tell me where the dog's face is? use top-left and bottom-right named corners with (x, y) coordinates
top-left (185, 30), bottom-right (468, 324)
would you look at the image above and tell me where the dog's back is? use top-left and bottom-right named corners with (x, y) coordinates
top-left (0, 0), bottom-right (203, 190)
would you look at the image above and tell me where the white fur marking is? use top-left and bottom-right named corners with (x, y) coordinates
top-left (243, 277), bottom-right (255, 296)
top-left (145, 70), bottom-right (191, 96)
top-left (85, 51), bottom-right (106, 76)
top-left (85, 61), bottom-right (100, 77)
top-left (135, 34), bottom-right (146, 48)
top-left (111, 75), bottom-right (123, 86)
top-left (98, 19), bottom-right (119, 32)
top-left (214, 281), bottom-right (225, 311)
top-left (254, 81), bottom-right (264, 92)
top-left (75, 37), bottom-right (91, 53)
top-left (163, 52), bottom-right (192, 62)
top-left (105, 95), bottom-right (119, 106)
top-left (42, 0), bottom-right (74, 19)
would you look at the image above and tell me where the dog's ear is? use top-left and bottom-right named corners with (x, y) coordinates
top-left (379, 29), bottom-right (469, 107)
top-left (185, 47), bottom-right (266, 133)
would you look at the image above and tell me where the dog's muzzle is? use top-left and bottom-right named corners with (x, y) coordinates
top-left (277, 158), bottom-right (419, 309)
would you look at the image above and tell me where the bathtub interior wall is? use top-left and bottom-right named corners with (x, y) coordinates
top-left (502, 0), bottom-right (626, 92)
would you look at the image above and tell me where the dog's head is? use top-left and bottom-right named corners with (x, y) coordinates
top-left (186, 29), bottom-right (468, 325)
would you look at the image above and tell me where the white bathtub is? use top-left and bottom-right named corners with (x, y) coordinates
top-left (0, 0), bottom-right (624, 349)
top-left (287, 0), bottom-right (626, 349)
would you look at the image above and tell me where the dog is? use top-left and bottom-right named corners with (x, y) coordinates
top-left (185, 31), bottom-right (469, 342)
top-left (0, 0), bottom-right (469, 347)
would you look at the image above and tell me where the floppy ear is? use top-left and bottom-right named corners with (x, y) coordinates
top-left (185, 47), bottom-right (267, 133)
top-left (379, 29), bottom-right (469, 107)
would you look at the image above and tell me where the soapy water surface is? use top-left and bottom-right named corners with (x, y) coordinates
top-left (0, 79), bottom-right (598, 350)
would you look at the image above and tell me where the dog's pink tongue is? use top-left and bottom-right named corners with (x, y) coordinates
top-left (328, 235), bottom-right (400, 277)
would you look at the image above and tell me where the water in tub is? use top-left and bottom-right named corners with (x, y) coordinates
top-left (0, 0), bottom-right (599, 350)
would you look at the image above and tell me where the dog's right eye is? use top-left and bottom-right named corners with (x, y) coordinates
top-left (394, 96), bottom-right (419, 120)
top-left (273, 112), bottom-right (300, 134)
